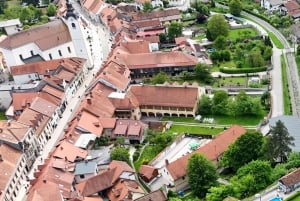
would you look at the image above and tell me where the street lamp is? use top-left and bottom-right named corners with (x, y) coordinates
top-left (255, 193), bottom-right (261, 201)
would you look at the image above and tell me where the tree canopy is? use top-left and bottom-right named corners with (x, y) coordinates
top-left (194, 63), bottom-right (213, 84)
top-left (229, 0), bottom-right (243, 16)
top-left (152, 71), bottom-right (169, 84)
top-left (187, 153), bottom-right (218, 197)
top-left (143, 2), bottom-right (153, 13)
top-left (110, 147), bottom-right (130, 164)
top-left (207, 14), bottom-right (229, 41)
top-left (264, 120), bottom-right (294, 163)
top-left (47, 3), bottom-right (57, 17)
top-left (221, 131), bottom-right (264, 171)
top-left (167, 22), bottom-right (183, 41)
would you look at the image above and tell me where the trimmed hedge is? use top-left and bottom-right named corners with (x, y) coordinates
top-left (220, 67), bottom-right (267, 74)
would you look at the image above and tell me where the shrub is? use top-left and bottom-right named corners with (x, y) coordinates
top-left (133, 151), bottom-right (140, 162)
top-left (220, 67), bottom-right (267, 74)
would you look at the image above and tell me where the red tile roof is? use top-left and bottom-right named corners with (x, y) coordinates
top-left (29, 97), bottom-right (57, 117)
top-left (99, 118), bottom-right (116, 128)
top-left (53, 141), bottom-right (87, 162)
top-left (27, 181), bottom-right (62, 201)
top-left (0, 144), bottom-right (22, 192)
top-left (135, 190), bottom-right (167, 201)
top-left (118, 52), bottom-right (198, 69)
top-left (284, 0), bottom-right (300, 18)
top-left (280, 167), bottom-right (300, 187)
top-left (166, 125), bottom-right (246, 180)
top-left (0, 19), bottom-right (71, 50)
top-left (107, 179), bottom-right (144, 201)
top-left (132, 9), bottom-right (181, 21)
top-left (138, 165), bottom-right (158, 182)
top-left (82, 0), bottom-right (103, 14)
top-left (120, 41), bottom-right (150, 54)
top-left (76, 110), bottom-right (103, 137)
top-left (0, 120), bottom-right (31, 144)
top-left (129, 85), bottom-right (198, 108)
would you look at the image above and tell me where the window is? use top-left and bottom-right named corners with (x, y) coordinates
top-left (71, 23), bottom-right (76, 28)
top-left (67, 47), bottom-right (71, 53)
top-left (80, 174), bottom-right (85, 179)
top-left (58, 50), bottom-right (62, 56)
top-left (49, 54), bottom-right (52, 60)
top-left (19, 54), bottom-right (23, 60)
top-left (30, 50), bottom-right (34, 56)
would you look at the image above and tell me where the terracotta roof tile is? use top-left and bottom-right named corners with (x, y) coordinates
top-left (53, 141), bottom-right (87, 162)
top-left (0, 19), bottom-right (71, 50)
top-left (280, 167), bottom-right (300, 187)
top-left (129, 85), bottom-right (198, 108)
top-left (109, 160), bottom-right (135, 182)
top-left (118, 51), bottom-right (198, 69)
top-left (132, 9), bottom-right (181, 21)
top-left (27, 181), bottom-right (62, 201)
top-left (0, 144), bottom-right (22, 191)
top-left (138, 165), bottom-right (158, 181)
top-left (166, 125), bottom-right (246, 180)
top-left (55, 69), bottom-right (75, 83)
top-left (82, 0), bottom-right (103, 14)
top-left (132, 19), bottom-right (161, 28)
top-left (29, 97), bottom-right (57, 117)
top-left (42, 85), bottom-right (64, 99)
top-left (120, 41), bottom-right (150, 54)
top-left (107, 179), bottom-right (144, 201)
top-left (99, 118), bottom-right (116, 128)
top-left (0, 120), bottom-right (31, 144)
top-left (77, 111), bottom-right (103, 137)
top-left (135, 190), bottom-right (167, 201)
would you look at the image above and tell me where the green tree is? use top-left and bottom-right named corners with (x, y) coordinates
top-left (152, 71), bottom-right (169, 84)
top-left (194, 63), bottom-right (213, 83)
top-left (187, 153), bottom-right (218, 197)
top-left (265, 120), bottom-right (295, 162)
top-left (207, 14), bottom-right (229, 41)
top-left (198, 95), bottom-right (212, 115)
top-left (235, 90), bottom-right (262, 116)
top-left (143, 2), bottom-right (153, 13)
top-left (213, 36), bottom-right (226, 50)
top-left (297, 44), bottom-right (300, 56)
top-left (220, 50), bottom-right (231, 61)
top-left (285, 151), bottom-right (300, 170)
top-left (47, 3), bottom-right (57, 17)
top-left (116, 136), bottom-right (125, 146)
top-left (4, 6), bottom-right (21, 19)
top-left (167, 22), bottom-right (182, 41)
top-left (0, 0), bottom-right (7, 14)
top-left (159, 33), bottom-right (167, 43)
top-left (212, 90), bottom-right (228, 115)
top-left (206, 185), bottom-right (235, 201)
top-left (191, 0), bottom-right (209, 15)
top-left (221, 131), bottom-right (264, 171)
top-left (246, 50), bottom-right (264, 67)
top-left (231, 160), bottom-right (272, 198)
top-left (110, 147), bottom-right (130, 164)
top-left (261, 91), bottom-right (271, 110)
top-left (229, 0), bottom-right (242, 16)
top-left (263, 46), bottom-right (272, 61)
top-left (20, 6), bottom-right (34, 24)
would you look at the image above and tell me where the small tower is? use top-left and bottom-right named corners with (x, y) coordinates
top-left (64, 0), bottom-right (92, 67)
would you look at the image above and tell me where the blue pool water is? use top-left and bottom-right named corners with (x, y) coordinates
top-left (269, 197), bottom-right (282, 201)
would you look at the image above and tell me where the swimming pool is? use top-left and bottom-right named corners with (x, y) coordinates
top-left (269, 197), bottom-right (282, 201)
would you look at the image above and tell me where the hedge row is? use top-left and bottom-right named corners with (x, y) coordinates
top-left (220, 67), bottom-right (267, 74)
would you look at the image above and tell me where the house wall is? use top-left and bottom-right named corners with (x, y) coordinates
top-left (41, 42), bottom-right (76, 61)
top-left (149, 42), bottom-right (159, 51)
top-left (75, 172), bottom-right (97, 183)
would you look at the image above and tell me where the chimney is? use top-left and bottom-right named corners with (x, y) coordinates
top-left (7, 121), bottom-right (11, 127)
top-left (43, 179), bottom-right (47, 183)
top-left (0, 128), bottom-right (2, 133)
top-left (87, 97), bottom-right (92, 104)
top-left (0, 154), bottom-right (3, 162)
top-left (60, 146), bottom-right (64, 150)
top-left (165, 159), bottom-right (169, 166)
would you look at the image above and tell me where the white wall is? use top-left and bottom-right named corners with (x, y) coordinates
top-left (13, 73), bottom-right (40, 84)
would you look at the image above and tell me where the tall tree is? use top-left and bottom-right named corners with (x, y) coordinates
top-left (213, 36), bottom-right (226, 50)
top-left (143, 2), bottom-right (153, 13)
top-left (152, 71), bottom-right (169, 84)
top-left (207, 14), bottom-right (229, 41)
top-left (229, 0), bottom-right (242, 16)
top-left (212, 90), bottom-right (228, 115)
top-left (0, 0), bottom-right (7, 14)
top-left (187, 153), bottom-right (218, 197)
top-left (198, 95), bottom-right (212, 115)
top-left (206, 185), bottom-right (235, 201)
top-left (231, 160), bottom-right (272, 198)
top-left (265, 120), bottom-right (294, 162)
top-left (221, 131), bottom-right (264, 171)
top-left (191, 0), bottom-right (209, 15)
top-left (110, 147), bottom-right (130, 164)
top-left (167, 22), bottom-right (182, 41)
top-left (47, 3), bottom-right (57, 17)
top-left (194, 63), bottom-right (213, 83)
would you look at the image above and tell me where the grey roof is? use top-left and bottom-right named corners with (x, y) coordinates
top-left (87, 147), bottom-right (112, 165)
top-left (0, 19), bottom-right (21, 28)
top-left (269, 115), bottom-right (300, 152)
top-left (74, 161), bottom-right (97, 175)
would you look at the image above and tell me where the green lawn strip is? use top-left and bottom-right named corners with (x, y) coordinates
top-left (134, 145), bottom-right (163, 171)
top-left (268, 31), bottom-right (284, 49)
top-left (227, 27), bottom-right (257, 40)
top-left (0, 112), bottom-right (6, 120)
top-left (169, 125), bottom-right (223, 135)
top-left (296, 56), bottom-right (300, 75)
top-left (281, 55), bottom-right (292, 115)
top-left (285, 191), bottom-right (300, 201)
top-left (7, 0), bottom-right (20, 7)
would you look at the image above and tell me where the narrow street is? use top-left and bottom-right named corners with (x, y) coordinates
top-left (16, 2), bottom-right (112, 200)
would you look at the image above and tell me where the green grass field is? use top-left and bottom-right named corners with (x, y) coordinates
top-left (168, 125), bottom-right (224, 135)
top-left (268, 31), bottom-right (284, 49)
top-left (0, 112), bottom-right (6, 120)
top-left (227, 27), bottom-right (257, 40)
top-left (281, 55), bottom-right (292, 115)
top-left (134, 145), bottom-right (163, 171)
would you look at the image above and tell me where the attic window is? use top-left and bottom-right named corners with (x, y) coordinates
top-left (71, 23), bottom-right (76, 28)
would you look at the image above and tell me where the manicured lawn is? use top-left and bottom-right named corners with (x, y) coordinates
top-left (213, 76), bottom-right (247, 87)
top-left (192, 32), bottom-right (206, 42)
top-left (134, 145), bottom-right (163, 171)
top-left (162, 115), bottom-right (263, 126)
top-left (0, 112), bottom-right (6, 120)
top-left (281, 55), bottom-right (292, 115)
top-left (212, 60), bottom-right (237, 72)
top-left (227, 27), bottom-right (257, 40)
top-left (268, 31), bottom-right (284, 49)
top-left (168, 125), bottom-right (224, 135)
